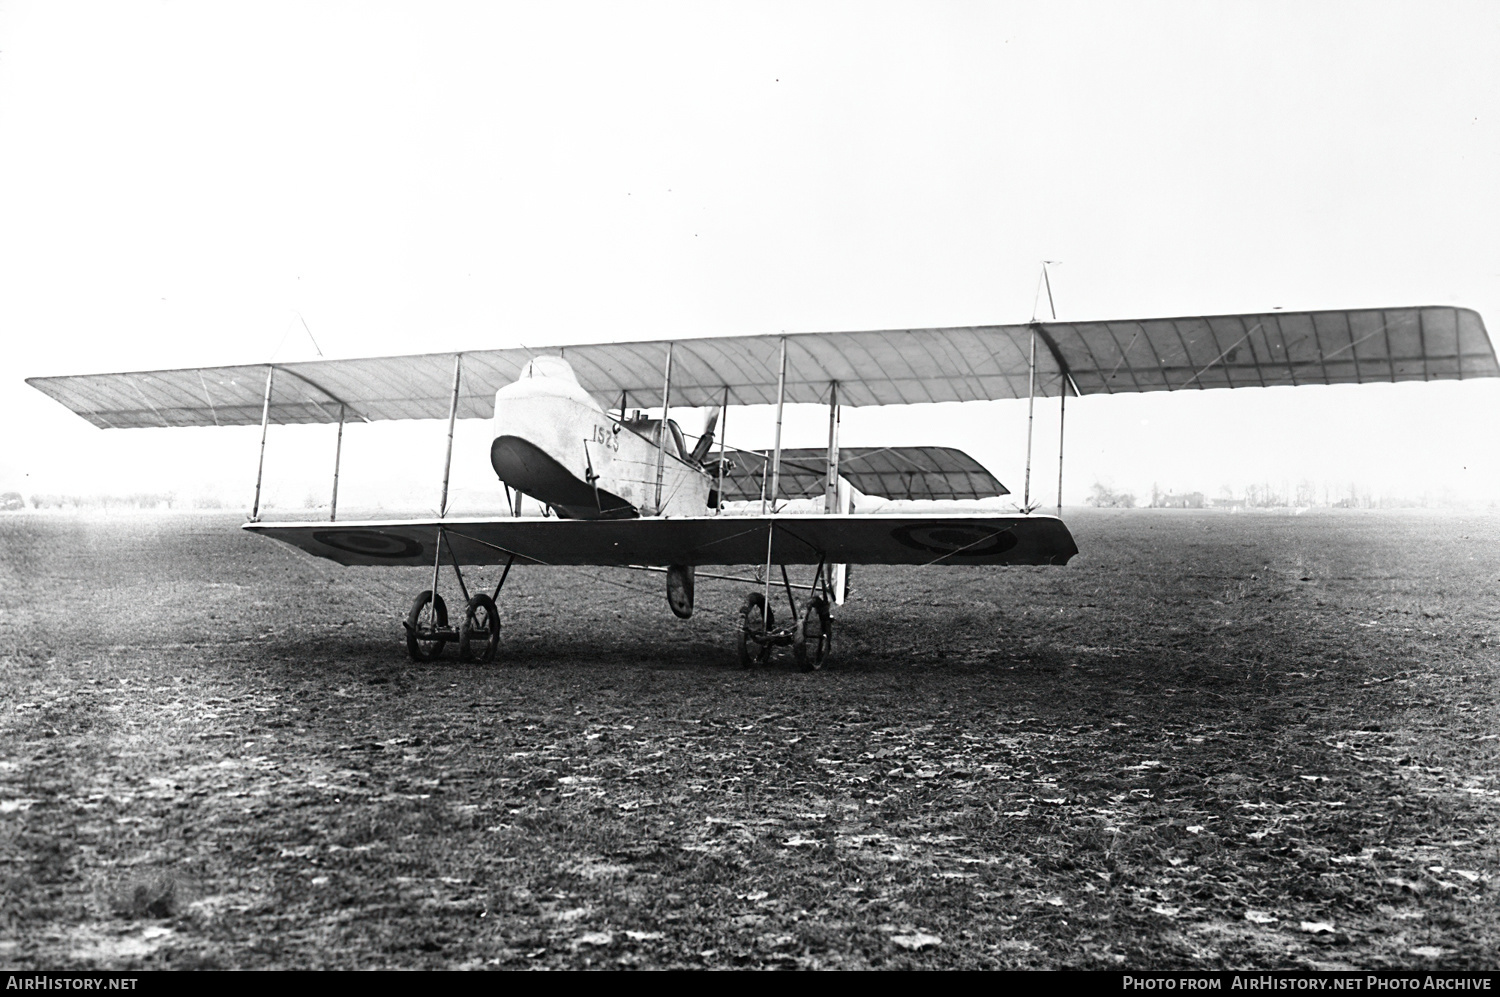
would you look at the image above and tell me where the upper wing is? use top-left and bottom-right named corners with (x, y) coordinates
top-left (27, 306), bottom-right (1495, 429)
top-left (1048, 307), bottom-right (1496, 395)
top-left (244, 514), bottom-right (1077, 568)
top-left (720, 446), bottom-right (1009, 503)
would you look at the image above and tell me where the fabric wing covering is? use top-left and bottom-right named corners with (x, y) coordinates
top-left (27, 306), bottom-right (1495, 429)
top-left (720, 446), bottom-right (1009, 503)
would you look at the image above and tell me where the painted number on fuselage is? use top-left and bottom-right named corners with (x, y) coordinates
top-left (591, 424), bottom-right (620, 452)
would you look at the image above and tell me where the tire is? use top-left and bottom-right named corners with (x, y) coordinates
top-left (458, 593), bottom-right (501, 664)
top-left (666, 564), bottom-right (695, 619)
top-left (793, 596), bottom-right (832, 672)
top-left (736, 592), bottom-right (774, 669)
top-left (405, 590), bottom-right (448, 662)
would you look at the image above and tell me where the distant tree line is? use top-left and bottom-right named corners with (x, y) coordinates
top-left (1150, 481), bottom-right (1468, 509)
top-left (1086, 483), bottom-right (1138, 508)
top-left (13, 493), bottom-right (241, 510)
top-left (25, 492), bottom-right (180, 510)
top-left (1209, 480), bottom-right (1457, 509)
top-left (1085, 480), bottom-right (1478, 510)
top-left (1148, 485), bottom-right (1205, 508)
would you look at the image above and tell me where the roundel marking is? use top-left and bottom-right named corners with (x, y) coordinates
top-left (311, 529), bottom-right (424, 559)
top-left (890, 523), bottom-right (1018, 558)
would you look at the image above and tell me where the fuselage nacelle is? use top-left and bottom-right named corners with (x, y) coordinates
top-left (490, 356), bottom-right (711, 519)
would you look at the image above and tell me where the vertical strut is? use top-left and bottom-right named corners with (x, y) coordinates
top-left (766, 337), bottom-right (787, 515)
top-left (439, 354), bottom-right (463, 518)
top-left (779, 565), bottom-right (798, 620)
top-left (250, 365), bottom-right (275, 522)
top-left (824, 379), bottom-right (845, 603)
top-left (763, 337), bottom-right (788, 628)
top-left (329, 403), bottom-right (345, 522)
top-left (714, 385), bottom-right (729, 514)
top-left (654, 344), bottom-right (674, 515)
top-left (824, 381), bottom-right (840, 514)
top-left (762, 523), bottom-right (776, 630)
top-left (441, 530), bottom-right (471, 604)
top-left (429, 526), bottom-right (444, 622)
top-left (491, 554), bottom-right (516, 602)
top-left (429, 354), bottom-right (463, 622)
top-left (1024, 328), bottom-right (1036, 510)
top-left (1041, 261), bottom-right (1062, 519)
top-left (1056, 377), bottom-right (1067, 518)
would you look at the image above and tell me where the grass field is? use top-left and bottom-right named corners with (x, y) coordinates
top-left (2, 508), bottom-right (1498, 970)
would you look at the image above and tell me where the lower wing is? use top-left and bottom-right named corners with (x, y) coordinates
top-left (244, 514), bottom-right (1077, 568)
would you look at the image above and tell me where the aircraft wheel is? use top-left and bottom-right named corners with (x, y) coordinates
top-left (666, 564), bottom-right (695, 619)
top-left (793, 596), bottom-right (832, 672)
top-left (736, 592), bottom-right (774, 669)
top-left (405, 590), bottom-right (448, 662)
top-left (458, 593), bottom-right (501, 664)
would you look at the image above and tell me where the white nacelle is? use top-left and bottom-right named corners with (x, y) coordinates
top-left (491, 356), bottom-right (710, 519)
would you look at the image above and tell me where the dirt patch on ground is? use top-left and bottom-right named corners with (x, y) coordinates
top-left (1, 508), bottom-right (1497, 969)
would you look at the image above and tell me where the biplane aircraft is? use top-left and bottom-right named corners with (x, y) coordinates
top-left (27, 305), bottom-right (1497, 670)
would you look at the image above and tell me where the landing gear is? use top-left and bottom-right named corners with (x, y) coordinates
top-left (736, 561), bottom-right (835, 670)
top-left (404, 590), bottom-right (449, 662)
top-left (667, 564), bottom-right (695, 619)
top-left (793, 596), bottom-right (831, 671)
top-left (403, 533), bottom-right (514, 664)
top-left (737, 592), bottom-right (775, 668)
top-left (459, 594), bottom-right (500, 664)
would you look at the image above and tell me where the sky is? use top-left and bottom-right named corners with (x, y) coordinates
top-left (2, 1), bottom-right (1497, 514)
